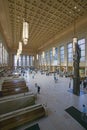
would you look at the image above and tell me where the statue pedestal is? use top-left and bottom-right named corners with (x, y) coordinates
top-left (73, 77), bottom-right (80, 96)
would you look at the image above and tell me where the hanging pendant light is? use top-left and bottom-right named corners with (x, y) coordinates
top-left (73, 37), bottom-right (77, 55)
top-left (19, 41), bottom-right (22, 51)
top-left (16, 54), bottom-right (19, 61)
top-left (17, 48), bottom-right (22, 55)
top-left (73, 6), bottom-right (77, 55)
top-left (33, 56), bottom-right (34, 61)
top-left (37, 54), bottom-right (38, 60)
top-left (52, 47), bottom-right (55, 56)
top-left (23, 21), bottom-right (29, 45)
top-left (22, 0), bottom-right (29, 45)
top-left (42, 51), bottom-right (45, 58)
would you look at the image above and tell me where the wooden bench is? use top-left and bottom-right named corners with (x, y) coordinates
top-left (1, 78), bottom-right (29, 96)
top-left (0, 94), bottom-right (35, 115)
top-left (2, 83), bottom-right (27, 90)
top-left (4, 77), bottom-right (24, 82)
top-left (0, 104), bottom-right (46, 130)
top-left (2, 82), bottom-right (26, 88)
top-left (0, 92), bottom-right (33, 101)
top-left (2, 86), bottom-right (29, 96)
top-left (2, 79), bottom-right (27, 89)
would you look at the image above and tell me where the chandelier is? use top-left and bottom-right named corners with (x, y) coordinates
top-left (16, 50), bottom-right (20, 61)
top-left (22, 0), bottom-right (29, 45)
top-left (19, 41), bottom-right (22, 51)
top-left (52, 47), bottom-right (55, 56)
top-left (23, 21), bottom-right (29, 45)
top-left (73, 6), bottom-right (77, 50)
top-left (16, 44), bottom-right (22, 61)
top-left (42, 51), bottom-right (45, 58)
top-left (37, 54), bottom-right (38, 60)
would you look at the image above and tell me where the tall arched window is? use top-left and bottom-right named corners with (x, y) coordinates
top-left (78, 38), bottom-right (85, 62)
top-left (60, 46), bottom-right (64, 63)
top-left (67, 43), bottom-right (73, 62)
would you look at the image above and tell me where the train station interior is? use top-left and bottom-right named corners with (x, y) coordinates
top-left (0, 0), bottom-right (87, 130)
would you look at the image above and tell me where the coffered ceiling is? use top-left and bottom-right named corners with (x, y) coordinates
top-left (0, 0), bottom-right (87, 53)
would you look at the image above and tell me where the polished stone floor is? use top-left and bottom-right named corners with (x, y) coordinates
top-left (22, 71), bottom-right (87, 130)
top-left (0, 71), bottom-right (87, 130)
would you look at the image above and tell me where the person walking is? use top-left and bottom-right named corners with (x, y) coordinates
top-left (83, 79), bottom-right (86, 89)
top-left (81, 104), bottom-right (87, 122)
top-left (37, 86), bottom-right (40, 94)
top-left (69, 77), bottom-right (72, 88)
top-left (54, 73), bottom-right (57, 82)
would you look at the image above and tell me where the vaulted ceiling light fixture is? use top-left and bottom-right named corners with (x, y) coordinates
top-left (37, 54), bottom-right (38, 60)
top-left (19, 41), bottom-right (22, 52)
top-left (42, 51), bottom-right (45, 58)
top-left (52, 47), bottom-right (55, 56)
top-left (22, 0), bottom-right (29, 45)
top-left (73, 6), bottom-right (77, 55)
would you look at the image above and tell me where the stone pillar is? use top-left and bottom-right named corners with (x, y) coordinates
top-left (73, 61), bottom-right (80, 95)
top-left (73, 38), bottom-right (81, 96)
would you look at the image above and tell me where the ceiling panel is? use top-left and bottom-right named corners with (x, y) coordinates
top-left (0, 0), bottom-right (87, 53)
